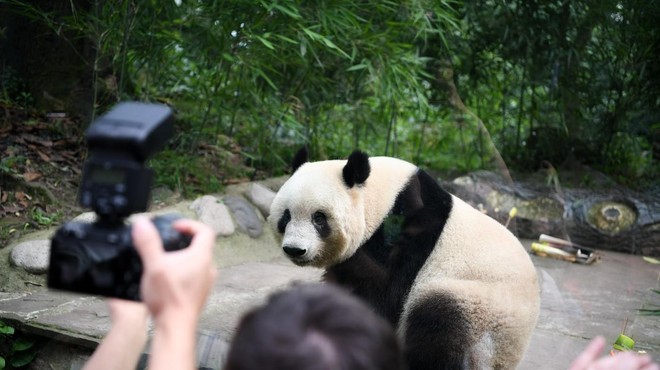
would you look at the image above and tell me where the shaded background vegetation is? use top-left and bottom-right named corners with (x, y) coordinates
top-left (1, 0), bottom-right (658, 196)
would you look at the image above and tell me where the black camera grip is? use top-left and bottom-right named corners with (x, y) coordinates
top-left (151, 214), bottom-right (193, 252)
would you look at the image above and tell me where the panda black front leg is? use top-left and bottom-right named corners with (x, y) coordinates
top-left (324, 248), bottom-right (391, 313)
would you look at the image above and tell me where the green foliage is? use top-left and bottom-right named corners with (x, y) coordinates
top-left (100, 0), bottom-right (463, 189)
top-left (0, 157), bottom-right (25, 176)
top-left (603, 132), bottom-right (654, 184)
top-left (3, 0), bottom-right (657, 193)
top-left (0, 322), bottom-right (14, 335)
top-left (0, 67), bottom-right (28, 106)
top-left (28, 207), bottom-right (61, 227)
top-left (0, 321), bottom-right (39, 369)
top-left (149, 146), bottom-right (238, 198)
top-left (450, 0), bottom-right (659, 184)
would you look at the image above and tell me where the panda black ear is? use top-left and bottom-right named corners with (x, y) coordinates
top-left (343, 150), bottom-right (370, 187)
top-left (291, 147), bottom-right (309, 173)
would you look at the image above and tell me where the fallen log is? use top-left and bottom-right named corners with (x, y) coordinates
top-left (443, 171), bottom-right (659, 256)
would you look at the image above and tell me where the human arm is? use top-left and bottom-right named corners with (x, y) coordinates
top-left (82, 299), bottom-right (149, 370)
top-left (131, 216), bottom-right (217, 370)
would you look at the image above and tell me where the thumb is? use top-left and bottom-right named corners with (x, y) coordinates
top-left (132, 216), bottom-right (164, 268)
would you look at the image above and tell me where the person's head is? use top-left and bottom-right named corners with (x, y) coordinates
top-left (224, 282), bottom-right (403, 370)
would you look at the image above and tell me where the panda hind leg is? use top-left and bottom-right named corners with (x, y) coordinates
top-left (403, 294), bottom-right (477, 370)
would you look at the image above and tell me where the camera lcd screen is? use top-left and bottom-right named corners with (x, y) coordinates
top-left (91, 168), bottom-right (126, 185)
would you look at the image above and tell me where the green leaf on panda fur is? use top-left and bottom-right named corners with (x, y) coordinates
top-left (383, 214), bottom-right (404, 244)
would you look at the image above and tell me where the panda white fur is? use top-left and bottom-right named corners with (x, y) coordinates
top-left (268, 149), bottom-right (540, 370)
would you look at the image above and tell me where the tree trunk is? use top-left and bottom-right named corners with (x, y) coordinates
top-left (0, 0), bottom-right (94, 123)
top-left (444, 171), bottom-right (659, 256)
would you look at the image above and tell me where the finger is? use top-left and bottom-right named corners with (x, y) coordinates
top-left (595, 352), bottom-right (653, 370)
top-left (173, 219), bottom-right (216, 239)
top-left (610, 352), bottom-right (647, 370)
top-left (636, 354), bottom-right (654, 367)
top-left (634, 354), bottom-right (658, 370)
top-left (569, 336), bottom-right (606, 370)
top-left (132, 216), bottom-right (165, 268)
top-left (642, 361), bottom-right (660, 370)
top-left (174, 219), bottom-right (216, 253)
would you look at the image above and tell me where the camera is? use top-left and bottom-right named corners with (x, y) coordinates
top-left (48, 102), bottom-right (191, 301)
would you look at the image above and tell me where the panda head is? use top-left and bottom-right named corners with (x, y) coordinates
top-left (268, 148), bottom-right (371, 267)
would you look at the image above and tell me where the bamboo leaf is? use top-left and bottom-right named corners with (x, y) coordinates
top-left (347, 63), bottom-right (368, 72)
top-left (274, 34), bottom-right (298, 45)
top-left (301, 28), bottom-right (350, 59)
top-left (272, 4), bottom-right (301, 19)
top-left (255, 35), bottom-right (275, 50)
top-left (301, 27), bottom-right (321, 41)
top-left (253, 68), bottom-right (277, 90)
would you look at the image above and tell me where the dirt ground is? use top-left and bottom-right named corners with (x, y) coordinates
top-left (0, 103), bottom-right (86, 249)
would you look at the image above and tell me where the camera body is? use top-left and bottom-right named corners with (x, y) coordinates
top-left (48, 102), bottom-right (190, 301)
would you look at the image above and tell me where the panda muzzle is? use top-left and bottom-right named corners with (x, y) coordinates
top-left (283, 245), bottom-right (307, 257)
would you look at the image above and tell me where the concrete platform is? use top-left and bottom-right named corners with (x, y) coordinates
top-left (1, 241), bottom-right (658, 369)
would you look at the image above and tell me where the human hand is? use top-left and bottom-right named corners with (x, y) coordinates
top-left (131, 216), bottom-right (217, 326)
top-left (569, 336), bottom-right (659, 370)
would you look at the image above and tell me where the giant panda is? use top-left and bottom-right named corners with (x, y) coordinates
top-left (268, 149), bottom-right (540, 370)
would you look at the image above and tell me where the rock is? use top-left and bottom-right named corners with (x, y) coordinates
top-left (246, 183), bottom-right (276, 217)
top-left (223, 195), bottom-right (263, 238)
top-left (259, 176), bottom-right (289, 193)
top-left (10, 240), bottom-right (51, 274)
top-left (190, 195), bottom-right (236, 237)
top-left (73, 212), bottom-right (97, 223)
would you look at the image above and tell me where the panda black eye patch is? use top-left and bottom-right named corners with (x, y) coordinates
top-left (312, 211), bottom-right (330, 238)
top-left (278, 209), bottom-right (291, 233)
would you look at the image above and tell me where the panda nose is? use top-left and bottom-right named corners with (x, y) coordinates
top-left (283, 245), bottom-right (306, 257)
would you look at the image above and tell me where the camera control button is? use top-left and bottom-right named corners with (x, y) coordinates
top-left (106, 233), bottom-right (120, 244)
top-left (112, 195), bottom-right (127, 210)
top-left (96, 198), bottom-right (112, 215)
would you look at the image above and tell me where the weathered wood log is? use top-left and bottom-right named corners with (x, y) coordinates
top-left (443, 171), bottom-right (659, 257)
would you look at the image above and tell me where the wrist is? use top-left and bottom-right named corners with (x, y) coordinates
top-left (112, 317), bottom-right (149, 340)
top-left (149, 311), bottom-right (199, 370)
top-left (154, 307), bottom-right (199, 332)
